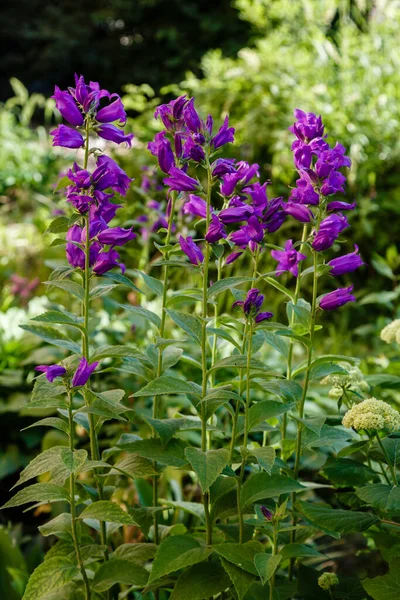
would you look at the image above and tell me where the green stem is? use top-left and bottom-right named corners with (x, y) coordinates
top-left (68, 392), bottom-right (91, 600)
top-left (283, 225), bottom-right (308, 440)
top-left (211, 256), bottom-right (223, 387)
top-left (269, 524), bottom-right (278, 600)
top-left (376, 433), bottom-right (397, 486)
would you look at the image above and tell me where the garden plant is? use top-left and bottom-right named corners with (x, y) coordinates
top-left (2, 75), bottom-right (400, 600)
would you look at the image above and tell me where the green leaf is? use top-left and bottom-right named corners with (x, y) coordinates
top-left (112, 454), bottom-right (157, 478)
top-left (165, 309), bottom-right (202, 345)
top-left (89, 283), bottom-right (119, 299)
top-left (162, 346), bottom-right (183, 370)
top-left (22, 558), bottom-right (78, 600)
top-left (12, 447), bottom-right (67, 488)
top-left (362, 557), bottom-right (400, 600)
top-left (44, 216), bottom-right (70, 234)
top-left (45, 279), bottom-right (84, 301)
top-left (209, 355), bottom-right (268, 373)
top-left (148, 535), bottom-right (211, 584)
top-left (134, 269), bottom-right (163, 296)
top-left (31, 376), bottom-right (66, 404)
top-left (253, 378), bottom-right (302, 403)
top-left (185, 448), bottom-right (230, 493)
top-left (356, 484), bottom-right (393, 511)
top-left (279, 543), bottom-right (324, 561)
top-left (241, 474), bottom-right (304, 508)
top-left (2, 483), bottom-right (69, 509)
top-left (119, 304), bottom-right (161, 328)
top-left (141, 416), bottom-right (197, 446)
top-left (38, 514), bottom-right (72, 540)
top-left (92, 558), bottom-right (149, 592)
top-left (254, 553), bottom-right (282, 585)
top-left (297, 501), bottom-right (379, 537)
top-left (213, 541), bottom-right (263, 575)
top-left (170, 562), bottom-right (231, 600)
top-left (322, 458), bottom-right (376, 487)
top-left (78, 501), bottom-right (135, 525)
top-left (132, 375), bottom-right (200, 397)
top-left (207, 276), bottom-right (253, 298)
top-left (220, 557), bottom-right (256, 600)
top-left (59, 448), bottom-right (88, 474)
top-left (251, 447), bottom-right (275, 474)
top-left (54, 175), bottom-right (73, 192)
top-left (113, 543), bottom-right (157, 564)
top-left (265, 277), bottom-right (295, 301)
top-left (201, 388), bottom-right (242, 420)
top-left (90, 345), bottom-right (141, 361)
top-left (247, 401), bottom-right (295, 431)
top-left (31, 310), bottom-right (83, 329)
top-left (101, 271), bottom-right (143, 293)
top-left (19, 324), bottom-right (81, 353)
top-left (22, 417), bottom-right (69, 434)
top-left (207, 327), bottom-right (241, 350)
top-left (117, 438), bottom-right (188, 467)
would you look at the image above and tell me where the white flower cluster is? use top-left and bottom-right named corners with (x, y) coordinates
top-left (380, 319), bottom-right (400, 344)
top-left (342, 397), bottom-right (400, 432)
top-left (321, 362), bottom-right (369, 400)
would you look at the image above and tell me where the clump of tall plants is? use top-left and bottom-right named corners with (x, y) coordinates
top-left (3, 78), bottom-right (400, 600)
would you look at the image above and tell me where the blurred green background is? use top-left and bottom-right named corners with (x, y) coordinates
top-left (1, 0), bottom-right (400, 592)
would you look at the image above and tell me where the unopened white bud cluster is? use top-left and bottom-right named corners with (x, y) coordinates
top-left (342, 398), bottom-right (400, 432)
top-left (380, 319), bottom-right (400, 344)
top-left (322, 362), bottom-right (369, 399)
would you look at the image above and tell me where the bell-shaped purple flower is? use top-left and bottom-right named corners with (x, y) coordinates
top-left (66, 193), bottom-right (93, 214)
top-left (72, 357), bottom-right (99, 387)
top-left (205, 214), bottom-right (227, 243)
top-left (179, 236), bottom-right (204, 265)
top-left (292, 140), bottom-right (312, 170)
top-left (271, 239), bottom-right (307, 277)
top-left (66, 225), bottom-right (85, 269)
top-left (210, 116), bottom-right (235, 149)
top-left (183, 195), bottom-right (207, 218)
top-left (327, 201), bottom-right (356, 212)
top-left (320, 170), bottom-right (347, 196)
top-left (220, 173), bottom-right (241, 197)
top-left (260, 506), bottom-right (273, 520)
top-left (96, 155), bottom-right (132, 196)
top-left (290, 174), bottom-right (319, 206)
top-left (211, 158), bottom-right (236, 177)
top-left (312, 213), bottom-right (349, 252)
top-left (97, 226), bottom-right (136, 247)
top-left (163, 167), bottom-right (200, 192)
top-left (327, 245), bottom-right (364, 276)
top-left (148, 131), bottom-right (175, 174)
top-left (96, 96), bottom-right (127, 125)
top-left (225, 251), bottom-right (243, 265)
top-left (154, 95), bottom-right (187, 131)
top-left (233, 288), bottom-right (273, 322)
top-left (35, 364), bottom-right (67, 382)
top-left (183, 98), bottom-right (202, 133)
top-left (97, 124), bottom-right (134, 147)
top-left (289, 109), bottom-right (324, 141)
top-left (53, 86), bottom-right (84, 126)
top-left (92, 248), bottom-right (125, 274)
top-left (51, 125), bottom-right (84, 149)
top-left (319, 285), bottom-right (356, 311)
top-left (219, 204), bottom-right (252, 224)
top-left (284, 202), bottom-right (313, 223)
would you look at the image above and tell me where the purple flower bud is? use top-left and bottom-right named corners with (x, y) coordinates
top-left (179, 236), bottom-right (204, 265)
top-left (236, 161), bottom-right (260, 184)
top-left (96, 96), bottom-right (127, 125)
top-left (284, 202), bottom-right (313, 223)
top-left (260, 505), bottom-right (273, 520)
top-left (210, 116), bottom-right (235, 149)
top-left (292, 140), bottom-right (312, 170)
top-left (66, 225), bottom-right (85, 269)
top-left (312, 213), bottom-right (349, 252)
top-left (220, 173), bottom-right (241, 197)
top-left (290, 174), bottom-right (319, 206)
top-left (244, 288), bottom-right (264, 314)
top-left (97, 226), bottom-right (136, 247)
top-left (71, 357), bottom-right (99, 387)
top-left (51, 125), bottom-right (84, 149)
top-left (327, 245), bottom-right (364, 276)
top-left (35, 364), bottom-right (67, 382)
top-left (53, 86), bottom-right (84, 126)
top-left (211, 158), bottom-right (236, 177)
top-left (225, 251), bottom-right (243, 265)
top-left (163, 167), bottom-right (200, 192)
top-left (154, 95), bottom-right (187, 131)
top-left (183, 98), bottom-right (202, 133)
top-left (148, 132), bottom-right (175, 174)
top-left (205, 214), bottom-right (227, 243)
top-left (271, 239), bottom-right (307, 277)
top-left (95, 155), bottom-right (132, 196)
top-left (66, 193), bottom-right (93, 214)
top-left (183, 195), bottom-right (207, 218)
top-left (255, 311), bottom-right (274, 323)
top-left (327, 201), bottom-right (356, 212)
top-left (289, 109), bottom-right (324, 141)
top-left (183, 138), bottom-right (205, 163)
top-left (218, 204), bottom-right (252, 224)
top-left (92, 248), bottom-right (125, 274)
top-left (97, 124), bottom-right (134, 147)
top-left (319, 285), bottom-right (356, 311)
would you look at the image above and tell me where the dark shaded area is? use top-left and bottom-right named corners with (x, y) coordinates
top-left (0, 0), bottom-right (251, 100)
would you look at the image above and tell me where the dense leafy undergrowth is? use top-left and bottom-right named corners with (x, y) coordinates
top-left (1, 75), bottom-right (400, 600)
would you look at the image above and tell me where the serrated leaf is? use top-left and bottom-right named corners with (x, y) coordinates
top-left (19, 324), bottom-right (81, 353)
top-left (112, 454), bottom-right (157, 478)
top-left (207, 327), bottom-right (241, 350)
top-left (117, 438), bottom-right (188, 467)
top-left (297, 501), bottom-right (378, 537)
top-left (13, 447), bottom-right (66, 488)
top-left (141, 416), bottom-right (194, 445)
top-left (90, 345), bottom-right (141, 361)
top-left (165, 309), bottom-right (202, 345)
top-left (265, 277), bottom-right (295, 301)
top-left (247, 401), bottom-right (295, 432)
top-left (59, 448), bottom-right (88, 474)
top-left (322, 458), bottom-right (376, 487)
top-left (113, 543), bottom-right (157, 564)
top-left (148, 535), bottom-right (211, 584)
top-left (92, 558), bottom-right (149, 591)
top-left (251, 447), bottom-right (275, 474)
top-left (213, 541), bottom-right (263, 575)
top-left (241, 474), bottom-right (304, 508)
top-left (185, 447), bottom-right (229, 493)
top-left (279, 543), bottom-right (324, 561)
top-left (163, 500), bottom-right (204, 521)
top-left (39, 513), bottom-right (72, 539)
top-left (22, 417), bottom-right (69, 434)
top-left (54, 175), bottom-right (73, 191)
top-left (78, 501), bottom-right (134, 525)
top-left (101, 271), bottom-right (143, 293)
top-left (254, 553), bottom-right (282, 585)
top-left (201, 389), bottom-right (242, 420)
top-left (45, 279), bottom-right (84, 301)
top-left (207, 276), bottom-right (253, 299)
top-left (119, 304), bottom-right (161, 328)
top-left (132, 375), bottom-right (200, 397)
top-left (362, 557), bottom-right (400, 600)
top-left (209, 355), bottom-right (269, 372)
top-left (134, 269), bottom-right (163, 296)
top-left (2, 483), bottom-right (70, 509)
top-left (170, 562), bottom-right (231, 600)
top-left (31, 310), bottom-right (83, 329)
top-left (220, 557), bottom-right (255, 600)
top-left (252, 378), bottom-right (302, 403)
top-left (31, 376), bottom-right (66, 403)
top-left (356, 484), bottom-right (393, 511)
top-left (89, 283), bottom-right (119, 299)
top-left (22, 558), bottom-right (78, 600)
top-left (44, 216), bottom-right (70, 234)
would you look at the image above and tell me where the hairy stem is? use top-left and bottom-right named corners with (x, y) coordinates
top-left (376, 433), bottom-right (397, 486)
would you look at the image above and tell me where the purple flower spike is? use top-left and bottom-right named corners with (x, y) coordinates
top-left (205, 214), bottom-right (227, 243)
top-left (163, 167), bottom-right (200, 192)
top-left (271, 239), bottom-right (307, 277)
top-left (211, 116), bottom-right (235, 149)
top-left (53, 86), bottom-right (84, 127)
top-left (51, 125), bottom-right (84, 149)
top-left (327, 245), bottom-right (364, 276)
top-left (319, 286), bottom-right (356, 311)
top-left (72, 357), bottom-right (99, 387)
top-left (179, 236), bottom-right (204, 265)
top-left (260, 505), bottom-right (273, 521)
top-left (35, 364), bottom-right (67, 382)
top-left (97, 226), bottom-right (136, 247)
top-left (97, 124), bottom-right (134, 147)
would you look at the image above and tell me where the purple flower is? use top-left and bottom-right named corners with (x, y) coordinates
top-left (271, 239), bottom-right (307, 277)
top-left (97, 227), bottom-right (136, 247)
top-left (327, 201), bottom-right (356, 212)
top-left (53, 86), bottom-right (83, 127)
top-left (289, 109), bottom-right (324, 141)
top-left (66, 225), bottom-right (85, 269)
top-left (290, 174), bottom-right (319, 206)
top-left (66, 193), bottom-right (93, 214)
top-left (255, 311), bottom-right (274, 323)
top-left (97, 124), bottom-right (134, 147)
top-left (211, 158), bottom-right (236, 177)
top-left (210, 116), bottom-right (235, 149)
top-left (236, 161), bottom-right (260, 184)
top-left (205, 214), bottom-right (227, 243)
top-left (96, 156), bottom-right (132, 196)
top-left (230, 216), bottom-right (265, 249)
top-left (72, 357), bottom-right (99, 387)
top-left (225, 251), bottom-right (243, 265)
top-left (319, 286), bottom-right (356, 311)
top-left (327, 245), bottom-right (364, 276)
top-left (179, 236), bottom-right (204, 265)
top-left (154, 95), bottom-right (187, 131)
top-left (148, 131), bottom-right (175, 174)
top-left (92, 248), bottom-right (125, 274)
top-left (220, 173), bottom-right (241, 197)
top-left (183, 137), bottom-right (205, 163)
top-left (183, 195), bottom-right (207, 218)
top-left (90, 200), bottom-right (121, 224)
top-left (320, 170), bottom-right (347, 196)
top-left (312, 213), bottom-right (349, 252)
top-left (315, 143), bottom-right (351, 178)
top-left (262, 198), bottom-right (285, 233)
top-left (51, 125), bottom-right (84, 149)
top-left (163, 167), bottom-right (200, 192)
top-left (96, 96), bottom-right (127, 125)
top-left (260, 506), bottom-right (273, 521)
top-left (284, 202), bottom-right (313, 223)
top-left (233, 288), bottom-right (273, 322)
top-left (35, 364), bottom-right (67, 382)
top-left (292, 140), bottom-right (312, 170)
top-left (218, 204), bottom-right (252, 224)
top-left (183, 98), bottom-right (202, 133)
